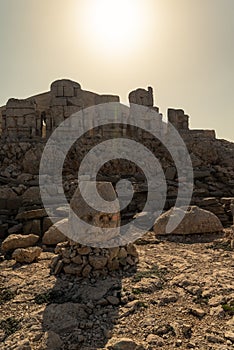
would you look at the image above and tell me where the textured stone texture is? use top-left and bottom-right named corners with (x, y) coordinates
top-left (1, 234), bottom-right (39, 251)
top-left (154, 206), bottom-right (223, 235)
top-left (42, 218), bottom-right (68, 245)
top-left (12, 246), bottom-right (42, 263)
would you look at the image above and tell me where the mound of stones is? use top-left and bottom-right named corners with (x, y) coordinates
top-left (154, 205), bottom-right (224, 243)
top-left (51, 241), bottom-right (139, 278)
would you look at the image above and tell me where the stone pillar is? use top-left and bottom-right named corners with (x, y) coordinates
top-left (168, 109), bottom-right (189, 131)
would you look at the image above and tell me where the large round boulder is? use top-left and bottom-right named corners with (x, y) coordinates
top-left (154, 206), bottom-right (223, 236)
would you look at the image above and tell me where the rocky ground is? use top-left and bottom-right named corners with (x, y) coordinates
top-left (0, 231), bottom-right (234, 350)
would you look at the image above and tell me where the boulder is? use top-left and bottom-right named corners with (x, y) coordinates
top-left (12, 246), bottom-right (42, 263)
top-left (42, 218), bottom-right (68, 245)
top-left (154, 206), bottom-right (223, 235)
top-left (1, 234), bottom-right (39, 252)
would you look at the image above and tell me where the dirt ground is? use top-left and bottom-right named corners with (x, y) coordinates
top-left (0, 231), bottom-right (234, 350)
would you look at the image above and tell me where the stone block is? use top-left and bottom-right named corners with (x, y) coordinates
top-left (31, 219), bottom-right (41, 236)
top-left (50, 97), bottom-right (67, 106)
top-left (24, 115), bottom-right (37, 127)
top-left (6, 117), bottom-right (16, 128)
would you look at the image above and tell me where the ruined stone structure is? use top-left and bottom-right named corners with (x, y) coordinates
top-left (0, 79), bottom-right (119, 140)
top-left (0, 79), bottom-right (234, 242)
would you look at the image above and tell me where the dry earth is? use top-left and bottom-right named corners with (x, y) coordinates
top-left (0, 231), bottom-right (234, 350)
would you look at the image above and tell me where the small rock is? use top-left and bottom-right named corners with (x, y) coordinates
top-left (159, 292), bottom-right (178, 306)
top-left (82, 264), bottom-right (92, 277)
top-left (224, 331), bottom-right (234, 342)
top-left (12, 246), bottom-right (42, 263)
top-left (63, 263), bottom-right (83, 275)
top-left (16, 208), bottom-right (47, 220)
top-left (106, 296), bottom-right (120, 306)
top-left (89, 255), bottom-right (108, 270)
top-left (77, 246), bottom-right (92, 255)
top-left (107, 337), bottom-right (141, 350)
top-left (146, 334), bottom-right (164, 346)
top-left (206, 334), bottom-right (224, 343)
top-left (190, 307), bottom-right (206, 318)
top-left (71, 254), bottom-right (83, 264)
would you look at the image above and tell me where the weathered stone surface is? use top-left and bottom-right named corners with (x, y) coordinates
top-left (107, 338), bottom-right (142, 350)
top-left (16, 208), bottom-right (47, 220)
top-left (154, 206), bottom-right (223, 235)
top-left (8, 223), bottom-right (23, 234)
top-left (12, 246), bottom-right (42, 263)
top-left (22, 187), bottom-right (41, 205)
top-left (70, 181), bottom-right (120, 246)
top-left (22, 147), bottom-right (42, 175)
top-left (42, 218), bottom-right (68, 245)
top-left (42, 331), bottom-right (63, 350)
top-left (0, 187), bottom-right (17, 199)
top-left (89, 255), bottom-right (108, 270)
top-left (1, 234), bottom-right (39, 251)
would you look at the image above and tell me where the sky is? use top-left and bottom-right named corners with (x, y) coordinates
top-left (0, 0), bottom-right (233, 141)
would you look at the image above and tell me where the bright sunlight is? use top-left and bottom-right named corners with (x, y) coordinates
top-left (78, 0), bottom-right (151, 56)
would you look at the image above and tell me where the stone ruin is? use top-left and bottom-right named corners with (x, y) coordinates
top-left (0, 78), bottom-right (234, 272)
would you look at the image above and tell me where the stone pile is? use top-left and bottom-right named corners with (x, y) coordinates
top-left (51, 241), bottom-right (139, 278)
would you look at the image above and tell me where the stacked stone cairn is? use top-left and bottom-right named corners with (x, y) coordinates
top-left (51, 182), bottom-right (139, 277)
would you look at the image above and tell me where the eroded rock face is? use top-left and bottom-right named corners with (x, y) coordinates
top-left (154, 206), bottom-right (223, 236)
top-left (1, 234), bottom-right (39, 252)
top-left (12, 246), bottom-right (42, 263)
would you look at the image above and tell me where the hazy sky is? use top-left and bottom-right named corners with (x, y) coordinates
top-left (0, 0), bottom-right (234, 141)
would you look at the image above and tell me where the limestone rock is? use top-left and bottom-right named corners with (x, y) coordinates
top-left (0, 187), bottom-right (17, 199)
top-left (12, 246), bottom-right (42, 263)
top-left (22, 187), bottom-right (41, 206)
top-left (107, 337), bottom-right (143, 350)
top-left (154, 206), bottom-right (223, 235)
top-left (89, 255), bottom-right (108, 270)
top-left (22, 147), bottom-right (42, 175)
top-left (1, 234), bottom-right (39, 252)
top-left (16, 208), bottom-right (47, 221)
top-left (42, 218), bottom-right (68, 245)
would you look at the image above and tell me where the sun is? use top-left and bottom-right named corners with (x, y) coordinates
top-left (79, 0), bottom-right (149, 56)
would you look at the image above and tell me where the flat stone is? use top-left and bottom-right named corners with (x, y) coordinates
top-left (16, 208), bottom-right (47, 220)
top-left (1, 234), bottom-right (39, 251)
top-left (107, 338), bottom-right (141, 350)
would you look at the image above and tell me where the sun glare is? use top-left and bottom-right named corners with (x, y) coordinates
top-left (79, 0), bottom-right (150, 56)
